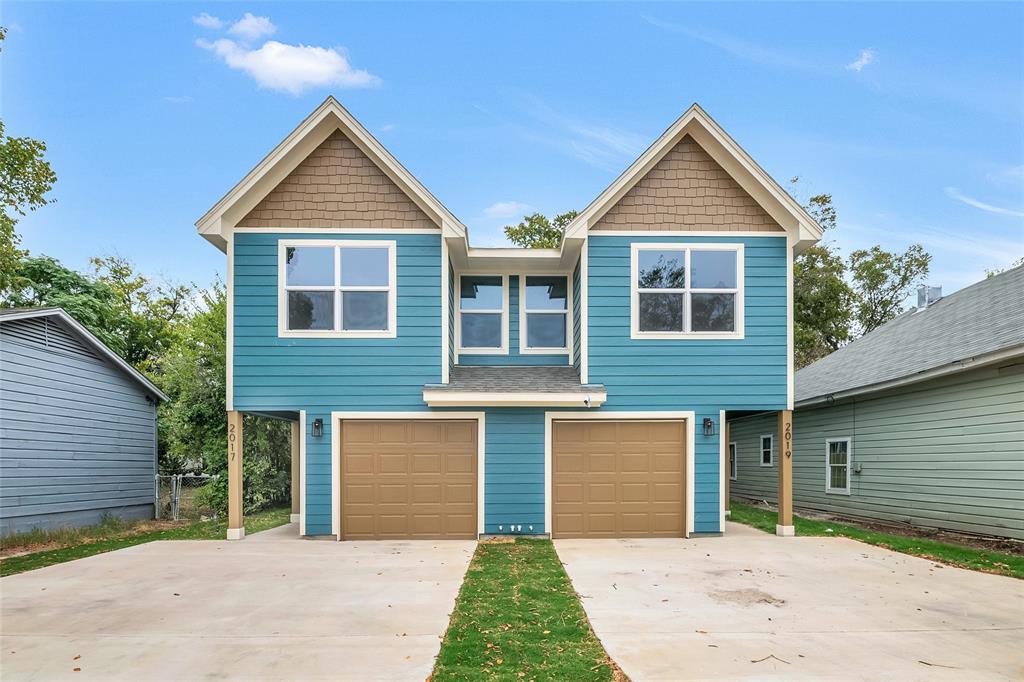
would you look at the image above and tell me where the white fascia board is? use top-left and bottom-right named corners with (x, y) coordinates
top-left (422, 390), bottom-right (607, 408)
top-left (562, 104), bottom-right (824, 248)
top-left (195, 96), bottom-right (465, 249)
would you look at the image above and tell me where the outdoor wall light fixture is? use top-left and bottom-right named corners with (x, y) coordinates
top-left (702, 417), bottom-right (716, 437)
top-left (312, 418), bottom-right (324, 438)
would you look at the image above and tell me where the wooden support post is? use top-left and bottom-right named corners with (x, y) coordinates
top-left (776, 409), bottom-right (794, 536)
top-left (227, 410), bottom-right (245, 540)
top-left (724, 420), bottom-right (731, 517)
top-left (290, 420), bottom-right (300, 523)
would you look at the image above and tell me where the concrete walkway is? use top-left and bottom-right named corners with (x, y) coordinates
top-left (557, 523), bottom-right (1024, 681)
top-left (1, 524), bottom-right (475, 681)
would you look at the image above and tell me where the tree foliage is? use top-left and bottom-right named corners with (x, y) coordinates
top-left (504, 211), bottom-right (578, 249)
top-left (848, 244), bottom-right (931, 333)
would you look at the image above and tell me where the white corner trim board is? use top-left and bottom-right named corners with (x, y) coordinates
top-left (329, 412), bottom-right (487, 538)
top-left (299, 410), bottom-right (307, 537)
top-left (543, 411), bottom-right (696, 538)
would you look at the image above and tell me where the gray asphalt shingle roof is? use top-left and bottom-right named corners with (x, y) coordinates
top-left (796, 266), bottom-right (1024, 404)
top-left (427, 365), bottom-right (603, 393)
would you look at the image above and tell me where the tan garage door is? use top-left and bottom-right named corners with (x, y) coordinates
top-left (340, 420), bottom-right (477, 540)
top-left (553, 420), bottom-right (685, 538)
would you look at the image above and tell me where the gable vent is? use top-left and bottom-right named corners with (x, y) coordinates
top-left (1, 316), bottom-right (103, 363)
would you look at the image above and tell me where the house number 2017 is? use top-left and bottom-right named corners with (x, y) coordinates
top-left (228, 422), bottom-right (237, 462)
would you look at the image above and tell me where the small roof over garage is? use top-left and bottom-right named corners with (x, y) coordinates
top-left (0, 307), bottom-right (168, 401)
top-left (796, 266), bottom-right (1024, 406)
top-left (423, 366), bottom-right (606, 407)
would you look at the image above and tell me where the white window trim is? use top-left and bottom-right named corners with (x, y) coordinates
top-left (825, 437), bottom-right (852, 496)
top-left (456, 273), bottom-right (509, 354)
top-left (629, 242), bottom-right (745, 340)
top-left (760, 434), bottom-right (774, 467)
top-left (729, 441), bottom-right (738, 480)
top-left (519, 273), bottom-right (573, 355)
top-left (277, 239), bottom-right (397, 339)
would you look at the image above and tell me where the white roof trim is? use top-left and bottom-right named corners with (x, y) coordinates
top-left (0, 308), bottom-right (168, 401)
top-left (562, 103), bottom-right (823, 252)
top-left (195, 96), bottom-right (466, 252)
top-left (422, 389), bottom-right (607, 408)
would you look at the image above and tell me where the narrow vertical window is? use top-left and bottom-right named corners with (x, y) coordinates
top-left (826, 438), bottom-right (851, 494)
top-left (459, 275), bottom-right (505, 350)
top-left (729, 442), bottom-right (737, 480)
top-left (523, 275), bottom-right (569, 351)
top-left (760, 435), bottom-right (774, 466)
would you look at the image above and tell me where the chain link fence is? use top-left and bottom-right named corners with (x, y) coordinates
top-left (156, 474), bottom-right (219, 521)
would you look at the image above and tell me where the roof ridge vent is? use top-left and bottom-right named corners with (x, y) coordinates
top-left (916, 284), bottom-right (943, 311)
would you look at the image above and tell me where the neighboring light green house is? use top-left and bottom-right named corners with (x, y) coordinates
top-left (727, 266), bottom-right (1024, 540)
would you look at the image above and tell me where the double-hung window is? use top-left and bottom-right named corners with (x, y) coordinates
top-left (279, 240), bottom-right (396, 338)
top-left (459, 275), bottom-right (507, 352)
top-left (521, 275), bottom-right (569, 352)
top-left (826, 438), bottom-right (852, 494)
top-left (631, 244), bottom-right (744, 339)
top-left (760, 435), bottom-right (774, 467)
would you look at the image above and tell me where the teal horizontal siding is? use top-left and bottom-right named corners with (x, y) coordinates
top-left (588, 235), bottom-right (789, 533)
top-left (458, 275), bottom-right (570, 367)
top-left (232, 232), bottom-right (444, 535)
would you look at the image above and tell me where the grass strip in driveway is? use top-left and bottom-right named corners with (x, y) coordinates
top-left (0, 507), bottom-right (291, 577)
top-left (432, 538), bottom-right (623, 682)
top-left (730, 501), bottom-right (1023, 579)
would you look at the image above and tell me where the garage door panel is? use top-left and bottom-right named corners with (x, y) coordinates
top-left (341, 420), bottom-right (477, 540)
top-left (553, 420), bottom-right (685, 539)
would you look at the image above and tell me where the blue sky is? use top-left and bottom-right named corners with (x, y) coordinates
top-left (3, 2), bottom-right (1022, 294)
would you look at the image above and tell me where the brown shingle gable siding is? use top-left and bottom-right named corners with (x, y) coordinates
top-left (238, 130), bottom-right (438, 229)
top-left (593, 135), bottom-right (783, 232)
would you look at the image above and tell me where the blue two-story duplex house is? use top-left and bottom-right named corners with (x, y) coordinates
top-left (196, 97), bottom-right (821, 541)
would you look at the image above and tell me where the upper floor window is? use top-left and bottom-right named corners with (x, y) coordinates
top-left (278, 240), bottom-right (396, 338)
top-left (630, 243), bottom-right (744, 339)
top-left (521, 275), bottom-right (569, 353)
top-left (458, 275), bottom-right (507, 352)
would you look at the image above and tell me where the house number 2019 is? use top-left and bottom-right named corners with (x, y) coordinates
top-left (783, 421), bottom-right (792, 459)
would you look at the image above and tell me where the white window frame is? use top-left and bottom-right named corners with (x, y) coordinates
top-left (277, 239), bottom-right (397, 339)
top-left (760, 434), bottom-right (774, 467)
top-left (729, 441), bottom-right (738, 480)
top-left (825, 437), bottom-right (852, 495)
top-left (456, 273), bottom-right (509, 354)
top-left (519, 273), bottom-right (573, 355)
top-left (629, 242), bottom-right (745, 340)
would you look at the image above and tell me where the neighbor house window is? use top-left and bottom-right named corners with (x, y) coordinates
top-left (630, 243), bottom-right (744, 339)
top-left (826, 438), bottom-right (852, 494)
top-left (521, 275), bottom-right (569, 352)
top-left (459, 275), bottom-right (507, 352)
top-left (729, 442), bottom-right (737, 480)
top-left (279, 240), bottom-right (396, 338)
top-left (760, 435), bottom-right (774, 467)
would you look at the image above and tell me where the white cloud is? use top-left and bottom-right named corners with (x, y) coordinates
top-left (944, 187), bottom-right (1024, 218)
top-left (379, 123), bottom-right (397, 133)
top-left (846, 48), bottom-right (876, 72)
top-left (163, 95), bottom-right (193, 104)
top-left (192, 13), bottom-right (223, 29)
top-left (228, 13), bottom-right (277, 42)
top-left (197, 38), bottom-right (381, 95)
top-left (483, 201), bottom-right (534, 219)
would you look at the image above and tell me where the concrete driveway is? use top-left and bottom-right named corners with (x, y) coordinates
top-left (1, 524), bottom-right (475, 681)
top-left (557, 523), bottom-right (1024, 681)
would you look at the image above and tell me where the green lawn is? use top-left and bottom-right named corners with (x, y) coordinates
top-left (432, 538), bottom-right (620, 682)
top-left (729, 501), bottom-right (1023, 580)
top-left (0, 507), bottom-right (291, 577)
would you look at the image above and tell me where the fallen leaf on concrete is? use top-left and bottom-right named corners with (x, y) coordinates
top-left (73, 655), bottom-right (80, 660)
top-left (919, 661), bottom-right (959, 669)
top-left (73, 668), bottom-right (81, 673)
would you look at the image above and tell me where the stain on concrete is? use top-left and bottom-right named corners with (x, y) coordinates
top-left (708, 588), bottom-right (785, 607)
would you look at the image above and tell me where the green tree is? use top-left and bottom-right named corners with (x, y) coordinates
top-left (504, 211), bottom-right (578, 248)
top-left (1, 28), bottom-right (59, 294)
top-left (986, 257), bottom-right (1024, 278)
top-left (849, 244), bottom-right (931, 333)
top-left (794, 245), bottom-right (855, 367)
top-left (90, 255), bottom-right (192, 373)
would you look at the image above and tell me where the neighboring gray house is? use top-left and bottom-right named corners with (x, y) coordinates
top-left (728, 266), bottom-right (1024, 540)
top-left (0, 307), bottom-right (166, 536)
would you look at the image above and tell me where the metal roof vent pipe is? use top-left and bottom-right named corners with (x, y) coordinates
top-left (916, 285), bottom-right (943, 311)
